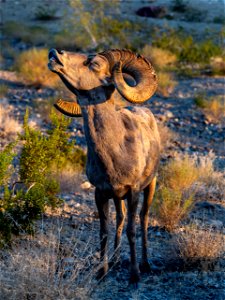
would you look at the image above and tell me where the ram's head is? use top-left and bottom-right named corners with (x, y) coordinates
top-left (48, 48), bottom-right (157, 116)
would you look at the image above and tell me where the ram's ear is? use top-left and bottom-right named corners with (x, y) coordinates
top-left (54, 99), bottom-right (82, 117)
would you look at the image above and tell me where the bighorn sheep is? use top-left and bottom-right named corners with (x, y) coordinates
top-left (48, 48), bottom-right (161, 285)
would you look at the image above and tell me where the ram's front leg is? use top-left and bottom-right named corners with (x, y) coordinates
top-left (126, 190), bottom-right (140, 286)
top-left (95, 188), bottom-right (109, 280)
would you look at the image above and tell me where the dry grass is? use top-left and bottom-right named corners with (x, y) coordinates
top-left (157, 71), bottom-right (177, 97)
top-left (161, 152), bottom-right (224, 199)
top-left (158, 123), bottom-right (177, 151)
top-left (174, 225), bottom-right (225, 270)
top-left (142, 46), bottom-right (177, 97)
top-left (203, 96), bottom-right (225, 123)
top-left (52, 164), bottom-right (83, 194)
top-left (0, 104), bottom-right (22, 138)
top-left (142, 45), bottom-right (177, 70)
top-left (0, 222), bottom-right (97, 300)
top-left (193, 152), bottom-right (225, 201)
top-left (194, 93), bottom-right (225, 123)
top-left (14, 48), bottom-right (59, 88)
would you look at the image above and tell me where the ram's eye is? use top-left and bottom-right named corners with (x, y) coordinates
top-left (90, 61), bottom-right (101, 71)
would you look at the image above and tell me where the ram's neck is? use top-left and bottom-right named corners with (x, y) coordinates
top-left (82, 101), bottom-right (124, 150)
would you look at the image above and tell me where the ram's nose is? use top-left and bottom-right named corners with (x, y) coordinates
top-left (48, 48), bottom-right (64, 66)
top-left (48, 48), bottom-right (58, 60)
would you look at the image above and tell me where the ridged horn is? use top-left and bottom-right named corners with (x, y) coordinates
top-left (100, 49), bottom-right (157, 103)
top-left (54, 99), bottom-right (82, 117)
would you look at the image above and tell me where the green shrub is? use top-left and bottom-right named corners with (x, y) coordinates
top-left (152, 29), bottom-right (223, 64)
top-left (14, 48), bottom-right (59, 87)
top-left (0, 109), bottom-right (86, 246)
top-left (0, 142), bottom-right (16, 187)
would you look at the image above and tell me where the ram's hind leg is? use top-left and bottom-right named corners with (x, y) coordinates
top-left (112, 198), bottom-right (126, 266)
top-left (139, 176), bottom-right (157, 273)
top-left (95, 188), bottom-right (109, 279)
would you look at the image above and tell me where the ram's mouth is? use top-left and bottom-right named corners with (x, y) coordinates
top-left (48, 49), bottom-right (64, 71)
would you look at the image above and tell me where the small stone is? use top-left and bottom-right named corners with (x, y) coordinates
top-left (165, 110), bottom-right (174, 119)
top-left (80, 181), bottom-right (92, 189)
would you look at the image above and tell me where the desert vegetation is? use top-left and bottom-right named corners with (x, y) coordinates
top-left (0, 0), bottom-right (224, 299)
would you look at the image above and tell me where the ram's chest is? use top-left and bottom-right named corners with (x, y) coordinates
top-left (85, 131), bottom-right (149, 191)
top-left (82, 105), bottom-right (158, 193)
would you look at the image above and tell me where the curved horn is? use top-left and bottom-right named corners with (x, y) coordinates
top-left (100, 49), bottom-right (157, 103)
top-left (54, 99), bottom-right (82, 117)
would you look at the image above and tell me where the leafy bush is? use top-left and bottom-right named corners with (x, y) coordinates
top-left (14, 48), bottom-right (59, 88)
top-left (0, 110), bottom-right (86, 246)
top-left (0, 142), bottom-right (16, 187)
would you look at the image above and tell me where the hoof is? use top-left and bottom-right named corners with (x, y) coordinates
top-left (139, 261), bottom-right (151, 274)
top-left (129, 272), bottom-right (140, 288)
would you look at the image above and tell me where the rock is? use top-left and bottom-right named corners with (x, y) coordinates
top-left (80, 181), bottom-right (92, 189)
top-left (165, 110), bottom-right (174, 119)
